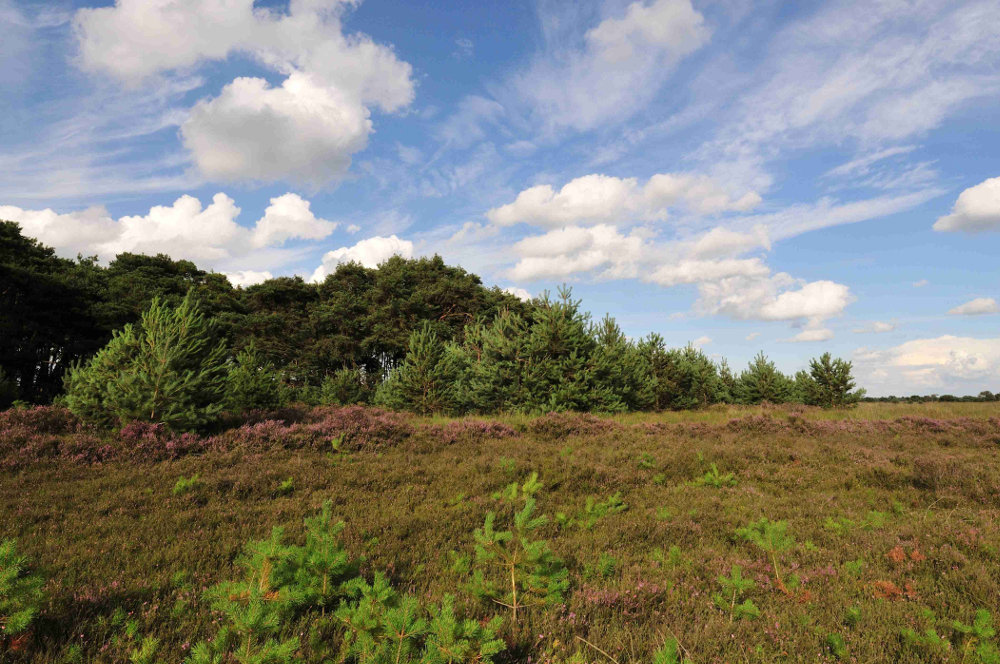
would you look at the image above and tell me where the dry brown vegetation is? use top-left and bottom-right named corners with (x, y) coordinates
top-left (2, 402), bottom-right (999, 663)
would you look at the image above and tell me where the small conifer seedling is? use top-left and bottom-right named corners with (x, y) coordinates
top-left (712, 565), bottom-right (759, 622)
top-left (468, 476), bottom-right (569, 624)
top-left (735, 518), bottom-right (795, 595)
top-left (0, 538), bottom-right (45, 641)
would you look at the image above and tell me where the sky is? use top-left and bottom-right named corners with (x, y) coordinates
top-left (1, 0), bottom-right (999, 396)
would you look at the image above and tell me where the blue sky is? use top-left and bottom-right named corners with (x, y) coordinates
top-left (1, 0), bottom-right (999, 396)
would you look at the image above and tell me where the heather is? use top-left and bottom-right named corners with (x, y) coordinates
top-left (2, 402), bottom-right (999, 662)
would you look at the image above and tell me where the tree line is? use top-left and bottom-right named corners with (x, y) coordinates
top-left (1, 221), bottom-right (864, 426)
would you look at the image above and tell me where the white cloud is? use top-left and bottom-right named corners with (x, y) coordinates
top-left (933, 177), bottom-right (1000, 233)
top-left (1, 191), bottom-right (337, 272)
top-left (503, 286), bottom-right (533, 302)
top-left (687, 225), bottom-right (770, 259)
top-left (853, 321), bottom-right (895, 334)
top-left (225, 270), bottom-right (273, 288)
top-left (948, 297), bottom-right (1000, 316)
top-left (251, 193), bottom-right (337, 248)
top-left (487, 173), bottom-right (760, 228)
top-left (695, 274), bottom-right (853, 324)
top-left (75, 0), bottom-right (414, 186)
top-left (507, 225), bottom-right (645, 282)
top-left (913, 279), bottom-right (929, 288)
top-left (691, 335), bottom-right (711, 347)
top-left (745, 332), bottom-right (760, 341)
top-left (513, 0), bottom-right (709, 132)
top-left (783, 328), bottom-right (835, 343)
top-left (181, 74), bottom-right (371, 186)
top-left (311, 234), bottom-right (414, 281)
top-left (647, 258), bottom-right (769, 287)
top-left (856, 335), bottom-right (1000, 394)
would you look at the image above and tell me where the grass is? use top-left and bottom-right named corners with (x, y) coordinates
top-left (2, 402), bottom-right (999, 663)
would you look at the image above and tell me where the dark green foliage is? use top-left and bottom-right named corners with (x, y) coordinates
top-left (0, 368), bottom-right (17, 410)
top-left (0, 538), bottom-right (44, 638)
top-left (640, 337), bottom-right (723, 410)
top-left (590, 316), bottom-right (654, 412)
top-left (0, 222), bottom-right (111, 403)
top-left (518, 288), bottom-right (598, 412)
top-left (807, 353), bottom-right (865, 408)
top-left (317, 369), bottom-right (371, 406)
top-left (734, 352), bottom-right (794, 404)
top-left (63, 293), bottom-right (227, 430)
top-left (226, 342), bottom-right (290, 413)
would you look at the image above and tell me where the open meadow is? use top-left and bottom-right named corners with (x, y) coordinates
top-left (2, 402), bottom-right (999, 663)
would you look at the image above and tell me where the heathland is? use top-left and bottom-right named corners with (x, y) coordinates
top-left (2, 402), bottom-right (999, 663)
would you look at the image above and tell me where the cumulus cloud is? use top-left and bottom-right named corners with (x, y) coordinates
top-left (913, 279), bottom-right (929, 288)
top-left (513, 0), bottom-right (709, 131)
top-left (487, 173), bottom-right (760, 228)
top-left (0, 191), bottom-right (336, 270)
top-left (691, 335), bottom-right (711, 347)
top-left (933, 177), bottom-right (1000, 232)
top-left (181, 74), bottom-right (371, 186)
top-left (311, 235), bottom-right (414, 281)
top-left (745, 332), bottom-right (760, 341)
top-left (503, 287), bottom-right (533, 302)
top-left (695, 275), bottom-right (853, 324)
top-left (853, 321), bottom-right (895, 334)
top-left (783, 328), bottom-right (835, 343)
top-left (251, 193), bottom-right (337, 248)
top-left (507, 225), bottom-right (645, 282)
top-left (856, 336), bottom-right (1000, 394)
top-left (948, 297), bottom-right (1000, 316)
top-left (75, 0), bottom-right (414, 186)
top-left (225, 270), bottom-right (273, 288)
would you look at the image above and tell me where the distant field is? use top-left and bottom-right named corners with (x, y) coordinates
top-left (2, 402), bottom-right (999, 663)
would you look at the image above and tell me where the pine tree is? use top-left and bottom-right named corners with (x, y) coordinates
top-left (64, 292), bottom-right (227, 430)
top-left (734, 352), bottom-right (794, 405)
top-left (519, 287), bottom-right (596, 412)
top-left (318, 368), bottom-right (371, 406)
top-left (187, 528), bottom-right (302, 664)
top-left (226, 341), bottom-right (290, 413)
top-left (589, 316), bottom-right (654, 412)
top-left (0, 538), bottom-right (45, 640)
top-left (460, 311), bottom-right (531, 414)
top-left (466, 476), bottom-right (569, 624)
top-left (639, 338), bottom-right (721, 410)
top-left (376, 322), bottom-right (458, 415)
top-left (808, 353), bottom-right (865, 408)
top-left (292, 501), bottom-right (363, 613)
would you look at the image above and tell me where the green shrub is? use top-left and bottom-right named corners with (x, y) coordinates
top-left (171, 474), bottom-right (203, 496)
